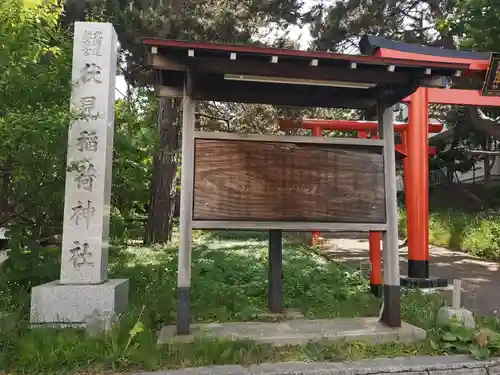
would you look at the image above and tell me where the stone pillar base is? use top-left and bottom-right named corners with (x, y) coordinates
top-left (30, 279), bottom-right (129, 325)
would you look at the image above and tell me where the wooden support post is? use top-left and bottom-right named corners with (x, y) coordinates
top-left (268, 229), bottom-right (283, 313)
top-left (177, 73), bottom-right (195, 335)
top-left (311, 126), bottom-right (323, 246)
top-left (452, 279), bottom-right (462, 309)
top-left (378, 101), bottom-right (401, 327)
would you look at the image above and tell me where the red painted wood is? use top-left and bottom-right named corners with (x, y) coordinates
top-left (280, 119), bottom-right (443, 134)
top-left (375, 48), bottom-right (488, 71)
top-left (143, 39), bottom-right (469, 70)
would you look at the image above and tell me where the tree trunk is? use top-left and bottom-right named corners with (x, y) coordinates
top-left (144, 0), bottom-right (185, 244)
top-left (144, 98), bottom-right (181, 244)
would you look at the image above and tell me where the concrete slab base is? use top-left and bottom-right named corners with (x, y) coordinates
top-left (254, 308), bottom-right (304, 322)
top-left (158, 317), bottom-right (426, 346)
top-left (30, 279), bottom-right (129, 325)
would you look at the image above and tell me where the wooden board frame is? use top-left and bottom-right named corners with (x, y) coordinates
top-left (193, 131), bottom-right (384, 146)
top-left (192, 131), bottom-right (386, 231)
top-left (192, 221), bottom-right (388, 231)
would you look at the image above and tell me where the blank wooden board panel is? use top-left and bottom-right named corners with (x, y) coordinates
top-left (193, 138), bottom-right (386, 223)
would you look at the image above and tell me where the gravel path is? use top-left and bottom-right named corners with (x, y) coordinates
top-left (323, 233), bottom-right (500, 317)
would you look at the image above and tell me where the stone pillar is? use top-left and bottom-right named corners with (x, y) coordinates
top-left (30, 22), bottom-right (129, 326)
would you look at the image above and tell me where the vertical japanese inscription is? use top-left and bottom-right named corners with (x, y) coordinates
top-left (66, 25), bottom-right (108, 271)
top-left (76, 130), bottom-right (99, 152)
top-left (80, 63), bottom-right (102, 84)
top-left (74, 161), bottom-right (97, 192)
top-left (69, 240), bottom-right (94, 268)
top-left (70, 200), bottom-right (96, 229)
top-left (81, 29), bottom-right (103, 57)
top-left (61, 22), bottom-right (116, 284)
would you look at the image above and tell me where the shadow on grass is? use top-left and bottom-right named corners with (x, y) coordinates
top-left (107, 235), bottom-right (382, 328)
top-left (202, 230), bottom-right (270, 242)
top-left (0, 230), bottom-right (435, 374)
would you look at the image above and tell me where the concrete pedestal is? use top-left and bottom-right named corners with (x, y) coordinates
top-left (30, 279), bottom-right (129, 325)
top-left (159, 317), bottom-right (426, 346)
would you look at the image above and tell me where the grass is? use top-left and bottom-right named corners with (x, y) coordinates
top-left (399, 207), bottom-right (500, 260)
top-left (0, 229), bottom-right (465, 374)
top-left (397, 184), bottom-right (500, 260)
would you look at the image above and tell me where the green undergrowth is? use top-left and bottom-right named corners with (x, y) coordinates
top-left (0, 230), bottom-right (475, 374)
top-left (428, 321), bottom-right (500, 360)
top-left (397, 184), bottom-right (500, 260)
top-left (399, 207), bottom-right (500, 260)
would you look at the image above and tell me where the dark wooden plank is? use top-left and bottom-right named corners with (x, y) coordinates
top-left (193, 139), bottom-right (386, 223)
top-left (189, 75), bottom-right (376, 109)
top-left (186, 57), bottom-right (410, 85)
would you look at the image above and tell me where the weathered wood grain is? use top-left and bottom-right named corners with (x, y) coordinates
top-left (193, 139), bottom-right (386, 223)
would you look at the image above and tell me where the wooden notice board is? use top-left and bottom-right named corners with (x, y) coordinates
top-left (193, 137), bottom-right (386, 223)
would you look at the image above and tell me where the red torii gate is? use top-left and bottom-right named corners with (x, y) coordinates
top-left (280, 36), bottom-right (500, 289)
top-left (365, 34), bottom-right (500, 286)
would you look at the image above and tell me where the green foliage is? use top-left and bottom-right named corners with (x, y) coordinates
top-left (0, 230), bottom-right (440, 373)
top-left (0, 0), bottom-right (159, 277)
top-left (450, 0), bottom-right (500, 53)
top-left (401, 290), bottom-right (445, 330)
top-left (111, 94), bottom-right (157, 239)
top-left (427, 210), bottom-right (500, 259)
top-left (442, 0), bottom-right (500, 165)
top-left (0, 0), bottom-right (72, 257)
top-left (307, 0), bottom-right (456, 53)
top-left (430, 323), bottom-right (500, 360)
top-left (400, 187), bottom-right (500, 260)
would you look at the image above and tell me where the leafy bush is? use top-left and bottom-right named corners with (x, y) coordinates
top-left (430, 323), bottom-right (500, 360)
top-left (399, 208), bottom-right (500, 259)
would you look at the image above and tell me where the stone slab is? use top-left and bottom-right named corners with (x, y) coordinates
top-left (254, 308), bottom-right (305, 322)
top-left (140, 365), bottom-right (250, 375)
top-left (437, 306), bottom-right (476, 329)
top-left (30, 278), bottom-right (128, 324)
top-left (428, 369), bottom-right (486, 375)
top-left (136, 356), bottom-right (500, 375)
top-left (490, 365), bottom-right (500, 374)
top-left (158, 317), bottom-right (426, 346)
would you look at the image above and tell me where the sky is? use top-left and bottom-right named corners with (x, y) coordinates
top-left (115, 0), bottom-right (321, 98)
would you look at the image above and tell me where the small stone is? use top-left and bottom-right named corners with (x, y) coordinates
top-left (437, 306), bottom-right (476, 330)
top-left (84, 311), bottom-right (118, 337)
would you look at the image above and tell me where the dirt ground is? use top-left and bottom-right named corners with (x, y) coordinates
top-left (322, 232), bottom-right (500, 317)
